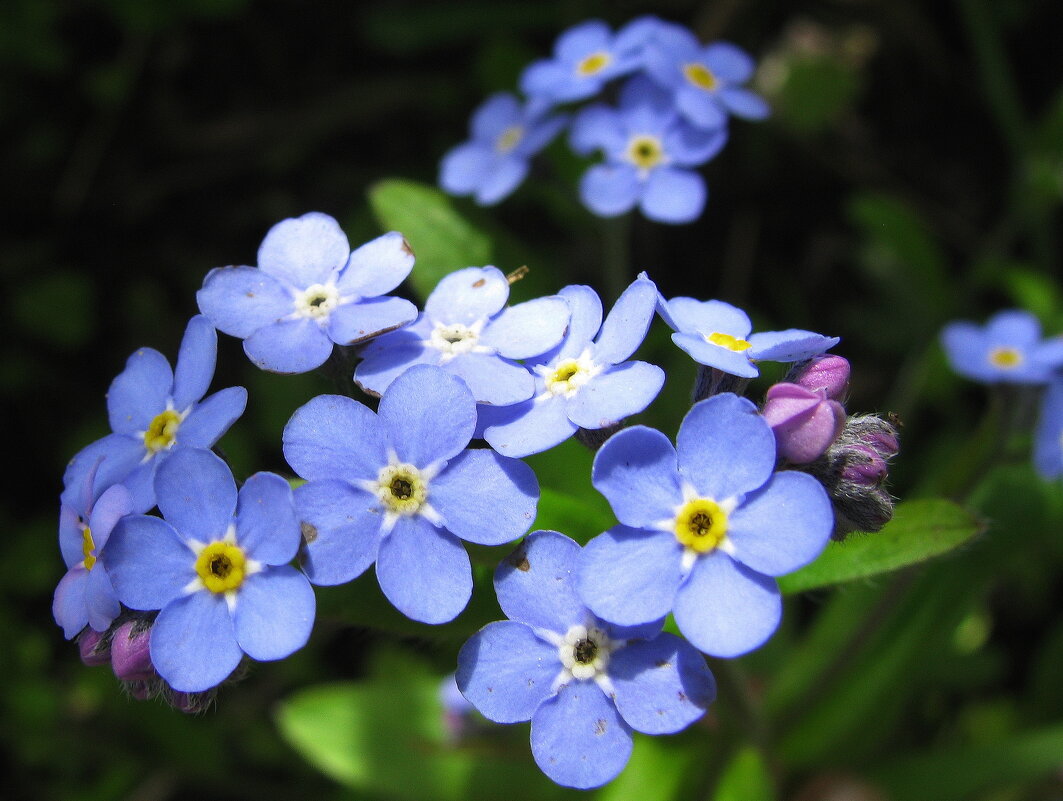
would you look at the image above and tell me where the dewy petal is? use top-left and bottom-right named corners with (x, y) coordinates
top-left (577, 526), bottom-right (682, 626)
top-left (674, 552), bottom-right (781, 657)
top-left (530, 681), bottom-right (634, 790)
top-left (640, 168), bottom-right (706, 224)
top-left (235, 472), bottom-right (300, 565)
top-left (440, 142), bottom-right (495, 196)
top-left (150, 591), bottom-right (243, 692)
top-left (482, 395), bottom-right (579, 458)
top-left (748, 329), bottom-right (839, 363)
top-left (53, 569), bottom-right (89, 639)
top-left (430, 449), bottom-right (538, 546)
top-left (233, 567), bottom-right (315, 661)
top-left (446, 352), bottom-right (536, 406)
top-left (556, 285), bottom-right (604, 360)
top-left (295, 480), bottom-right (384, 586)
top-left (336, 231), bottom-right (415, 298)
top-left (327, 296), bottom-right (418, 346)
top-left (728, 472), bottom-right (833, 576)
top-left (677, 393), bottom-right (776, 500)
top-left (494, 530), bottom-right (585, 632)
top-left (172, 315), bottom-right (218, 411)
top-left (196, 265), bottom-right (294, 338)
top-left (592, 426), bottom-right (681, 528)
top-left (610, 633), bottom-right (716, 734)
top-left (594, 275), bottom-right (658, 364)
top-left (282, 393), bottom-right (388, 484)
top-left (475, 155), bottom-right (530, 206)
top-left (481, 296), bottom-right (570, 360)
top-left (177, 386), bottom-right (247, 449)
top-left (243, 318), bottom-right (334, 374)
top-left (375, 517), bottom-right (472, 624)
top-left (106, 516), bottom-right (196, 611)
top-left (107, 347), bottom-right (173, 435)
top-left (377, 365), bottom-right (476, 465)
top-left (425, 266), bottom-right (509, 325)
top-left (257, 212), bottom-right (350, 288)
top-left (580, 164), bottom-right (640, 217)
top-left (155, 449), bottom-right (238, 544)
top-left (567, 362), bottom-right (664, 430)
top-left (456, 621), bottom-right (558, 723)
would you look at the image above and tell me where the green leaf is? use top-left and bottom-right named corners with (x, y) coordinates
top-left (711, 748), bottom-right (776, 801)
top-left (595, 734), bottom-right (698, 801)
top-left (778, 499), bottom-right (984, 595)
top-left (368, 179), bottom-right (493, 301)
top-left (532, 488), bottom-right (615, 544)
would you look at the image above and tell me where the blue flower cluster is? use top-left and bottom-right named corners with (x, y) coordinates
top-left (439, 17), bottom-right (769, 224)
top-left (55, 205), bottom-right (892, 788)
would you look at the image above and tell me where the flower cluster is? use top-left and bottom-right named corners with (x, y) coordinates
top-left (439, 17), bottom-right (768, 224)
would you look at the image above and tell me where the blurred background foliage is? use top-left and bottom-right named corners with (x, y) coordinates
top-left (4, 0), bottom-right (1063, 799)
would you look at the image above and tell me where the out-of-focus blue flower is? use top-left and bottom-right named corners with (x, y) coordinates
top-left (62, 315), bottom-right (247, 514)
top-left (440, 93), bottom-right (567, 206)
top-left (53, 459), bottom-right (132, 639)
top-left (1034, 377), bottom-right (1063, 479)
top-left (197, 212), bottom-right (418, 374)
top-left (657, 295), bottom-right (839, 378)
top-left (520, 20), bottom-right (640, 105)
top-left (643, 28), bottom-right (769, 128)
top-left (354, 267), bottom-right (570, 405)
top-left (283, 365), bottom-right (539, 624)
top-left (481, 274), bottom-right (663, 457)
top-left (571, 78), bottom-right (727, 223)
top-left (457, 530), bottom-right (715, 789)
top-left (106, 448), bottom-right (315, 692)
top-left (577, 393), bottom-right (833, 657)
top-left (941, 310), bottom-right (1063, 385)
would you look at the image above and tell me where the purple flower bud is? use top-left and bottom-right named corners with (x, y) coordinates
top-left (125, 680), bottom-right (153, 701)
top-left (110, 620), bottom-right (155, 682)
top-left (788, 355), bottom-right (851, 400)
top-left (840, 445), bottom-right (888, 486)
top-left (78, 628), bottom-right (110, 666)
top-left (762, 383), bottom-right (846, 464)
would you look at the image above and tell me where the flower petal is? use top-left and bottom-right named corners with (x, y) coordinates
top-left (494, 530), bottom-right (585, 631)
top-left (447, 353), bottom-right (536, 406)
top-left (439, 142), bottom-right (496, 196)
top-left (482, 396), bottom-right (579, 458)
top-left (579, 164), bottom-right (640, 217)
top-left (475, 155), bottom-right (529, 205)
top-left (53, 568), bottom-right (89, 639)
top-left (425, 266), bottom-right (509, 326)
top-left (456, 621), bottom-right (558, 723)
top-left (235, 472), bottom-right (300, 565)
top-left (327, 296), bottom-right (418, 346)
top-left (295, 480), bottom-right (383, 586)
top-left (257, 212), bottom-right (349, 288)
top-left (748, 329), bottom-right (839, 363)
top-left (177, 386), bottom-right (248, 449)
top-left (150, 590), bottom-right (243, 692)
top-left (431, 449), bottom-right (538, 546)
top-left (172, 315), bottom-right (218, 411)
top-left (593, 275), bottom-right (658, 364)
top-left (640, 168), bottom-right (706, 224)
top-left (556, 285), bottom-right (604, 360)
top-left (376, 518), bottom-right (472, 624)
top-left (155, 448), bottom-right (238, 544)
top-left (592, 426), bottom-right (681, 527)
top-left (336, 231), bottom-right (415, 298)
top-left (718, 87), bottom-right (770, 120)
top-left (196, 265), bottom-right (293, 338)
top-left (107, 347), bottom-right (173, 434)
top-left (481, 296), bottom-right (570, 360)
top-left (568, 362), bottom-right (664, 430)
top-left (378, 365), bottom-right (476, 465)
top-left (106, 515), bottom-right (195, 610)
top-left (85, 563), bottom-right (121, 633)
top-left (244, 318), bottom-right (334, 374)
top-left (282, 394), bottom-right (387, 483)
top-left (233, 567), bottom-right (315, 660)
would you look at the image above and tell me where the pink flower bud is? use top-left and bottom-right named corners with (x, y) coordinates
top-left (110, 621), bottom-right (155, 682)
top-left (78, 628), bottom-right (110, 666)
top-left (790, 355), bottom-right (850, 400)
top-left (763, 383), bottom-right (846, 464)
top-left (840, 445), bottom-right (889, 486)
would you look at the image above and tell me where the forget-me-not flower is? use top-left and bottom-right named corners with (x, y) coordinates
top-left (283, 365), bottom-right (539, 624)
top-left (577, 393), bottom-right (833, 657)
top-left (106, 448), bottom-right (316, 692)
top-left (941, 310), bottom-right (1063, 385)
top-left (457, 530), bottom-right (716, 789)
top-left (197, 212), bottom-right (418, 374)
top-left (520, 20), bottom-right (640, 105)
top-left (354, 266), bottom-right (570, 405)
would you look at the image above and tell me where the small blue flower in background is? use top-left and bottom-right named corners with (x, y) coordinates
top-left (481, 274), bottom-right (664, 457)
top-left (354, 266), bottom-right (570, 405)
top-left (571, 77), bottom-right (727, 223)
top-left (940, 309), bottom-right (1063, 385)
top-left (106, 448), bottom-right (316, 692)
top-left (657, 294), bottom-right (839, 378)
top-left (62, 315), bottom-right (247, 514)
top-left (577, 393), bottom-right (833, 657)
top-left (197, 212), bottom-right (418, 374)
top-left (53, 459), bottom-right (132, 639)
top-left (1034, 377), bottom-right (1063, 480)
top-left (457, 530), bottom-right (715, 789)
top-left (520, 20), bottom-right (640, 105)
top-left (440, 93), bottom-right (567, 206)
top-left (283, 365), bottom-right (539, 624)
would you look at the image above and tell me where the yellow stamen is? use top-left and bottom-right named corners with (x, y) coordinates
top-left (144, 409), bottom-right (182, 453)
top-left (674, 498), bottom-right (728, 553)
top-left (576, 51), bottom-right (612, 76)
top-left (988, 346), bottom-right (1023, 369)
top-left (496, 125), bottom-right (524, 153)
top-left (376, 464), bottom-right (428, 516)
top-left (626, 135), bottom-right (665, 171)
top-left (683, 62), bottom-right (719, 91)
top-left (195, 542), bottom-right (247, 594)
top-left (707, 332), bottom-right (752, 352)
top-left (82, 527), bottom-right (97, 571)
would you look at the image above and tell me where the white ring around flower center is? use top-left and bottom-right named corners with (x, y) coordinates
top-left (295, 283), bottom-right (341, 320)
top-left (539, 351), bottom-right (602, 399)
top-left (429, 320), bottom-right (485, 361)
top-left (558, 624), bottom-right (614, 681)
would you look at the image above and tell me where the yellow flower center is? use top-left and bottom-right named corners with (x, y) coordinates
top-left (496, 125), bottom-right (524, 154)
top-left (706, 332), bottom-right (753, 352)
top-left (988, 346), bottom-right (1023, 369)
top-left (375, 464), bottom-right (428, 516)
top-left (674, 498), bottom-right (728, 553)
top-left (626, 135), bottom-right (665, 171)
top-left (195, 541), bottom-right (247, 594)
top-left (576, 51), bottom-right (612, 76)
top-left (82, 526), bottom-right (97, 571)
top-left (683, 62), bottom-right (719, 91)
top-left (144, 409), bottom-right (182, 453)
top-left (543, 356), bottom-right (599, 398)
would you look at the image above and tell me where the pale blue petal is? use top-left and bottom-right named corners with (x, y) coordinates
top-left (257, 212), bottom-right (349, 288)
top-left (594, 275), bottom-right (658, 364)
top-left (86, 483), bottom-right (134, 552)
top-left (577, 526), bottom-right (681, 626)
top-left (567, 362), bottom-right (664, 429)
top-left (196, 265), bottom-right (293, 338)
top-left (235, 472), bottom-right (300, 565)
top-left (673, 331), bottom-right (761, 376)
top-left (986, 309), bottom-right (1041, 345)
top-left (295, 480), bottom-right (383, 586)
top-left (151, 590), bottom-right (242, 692)
top-left (482, 396), bottom-right (579, 458)
top-left (172, 315), bottom-right (217, 411)
top-left (85, 563), bottom-right (121, 632)
top-left (518, 112), bottom-right (568, 155)
top-left (440, 142), bottom-right (496, 196)
top-left (107, 347), bottom-right (173, 434)
top-left (556, 285), bottom-right (604, 360)
top-left (283, 394), bottom-right (387, 483)
top-left (676, 87), bottom-right (728, 130)
top-left (353, 334), bottom-right (437, 398)
top-left (446, 353), bottom-right (535, 405)
top-left (376, 518), bottom-right (472, 624)
top-left (59, 502), bottom-right (84, 568)
top-left (719, 87), bottom-right (770, 120)
top-left (470, 93), bottom-right (522, 140)
top-left (592, 426), bottom-right (681, 527)
top-left (336, 231), bottom-right (416, 298)
top-left (115, 455), bottom-right (160, 514)
top-left (328, 296), bottom-right (418, 345)
top-left (64, 436), bottom-right (145, 512)
top-left (53, 568), bottom-right (89, 639)
top-left (475, 156), bottom-right (529, 205)
top-left (106, 515), bottom-right (195, 610)
top-left (555, 20), bottom-right (611, 62)
top-left (243, 318), bottom-right (334, 374)
top-left (378, 364), bottom-right (475, 465)
top-left (426, 266), bottom-right (509, 325)
top-left (481, 296), bottom-right (570, 359)
top-left (456, 621), bottom-right (558, 723)
top-left (519, 60), bottom-right (571, 99)
top-left (748, 329), bottom-right (839, 362)
top-left (660, 297), bottom-right (751, 337)
top-left (494, 530), bottom-right (584, 631)
top-left (431, 449), bottom-right (538, 545)
top-left (177, 386), bottom-right (247, 448)
top-left (580, 164), bottom-right (640, 217)
top-left (155, 449), bottom-right (237, 544)
top-left (570, 105), bottom-right (625, 156)
top-left (1034, 378), bottom-right (1063, 479)
top-left (641, 168), bottom-right (706, 224)
top-left (703, 42), bottom-right (755, 82)
top-left (233, 567), bottom-right (315, 660)
top-left (667, 123), bottom-right (728, 166)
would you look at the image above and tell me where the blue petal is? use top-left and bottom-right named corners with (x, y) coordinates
top-left (353, 332), bottom-right (436, 397)
top-left (609, 633), bottom-right (716, 734)
top-left (719, 87), bottom-right (770, 120)
top-left (520, 60), bottom-right (571, 100)
top-left (378, 365), bottom-right (475, 465)
top-left (426, 267), bottom-right (509, 325)
top-left (106, 515), bottom-right (195, 610)
top-left (295, 480), bottom-right (383, 586)
top-left (107, 347), bottom-right (173, 434)
top-left (155, 448), bottom-right (237, 544)
top-left (85, 562), bottom-right (121, 632)
top-left (257, 212), bottom-right (349, 288)
top-left (556, 285), bottom-right (604, 360)
top-left (703, 42), bottom-right (756, 82)
top-left (431, 449), bottom-right (538, 546)
top-left (676, 87), bottom-right (728, 130)
top-left (475, 155), bottom-right (529, 205)
top-left (592, 426), bottom-right (681, 527)
top-left (641, 167), bottom-right (706, 224)
top-left (728, 472), bottom-right (833, 576)
top-left (328, 296), bottom-right (418, 346)
top-left (116, 453), bottom-right (161, 514)
top-left (196, 265), bottom-right (293, 338)
top-left (86, 483), bottom-right (134, 552)
top-left (172, 315), bottom-right (218, 411)
top-left (481, 296), bottom-right (570, 359)
top-left (177, 386), bottom-right (247, 448)
top-left (150, 590), bottom-right (243, 692)
top-left (446, 353), bottom-right (535, 405)
top-left (570, 105), bottom-right (625, 156)
top-left (233, 567), bottom-right (315, 660)
top-left (1034, 378), bottom-right (1063, 479)
top-left (53, 568), bottom-right (89, 639)
top-left (282, 394), bottom-right (387, 483)
top-left (64, 435), bottom-right (147, 511)
top-left (456, 621), bottom-right (558, 723)
top-left (577, 526), bottom-right (682, 626)
top-left (440, 142), bottom-right (496, 196)
top-left (677, 393), bottom-right (776, 500)
top-left (986, 309), bottom-right (1041, 345)
top-left (470, 93), bottom-right (522, 140)
top-left (494, 530), bottom-right (585, 631)
top-left (530, 682), bottom-right (633, 789)
top-left (59, 502), bottom-right (84, 569)
top-left (674, 552), bottom-right (781, 657)
top-left (674, 331), bottom-right (760, 375)
top-left (376, 518), bottom-right (471, 624)
top-left (667, 123), bottom-right (729, 165)
top-left (748, 329), bottom-right (839, 362)
top-left (244, 318), bottom-right (334, 374)
top-left (336, 231), bottom-right (416, 298)
top-left (594, 275), bottom-right (658, 364)
top-left (555, 19), bottom-right (612, 62)
top-left (568, 362), bottom-right (664, 430)
top-left (661, 297), bottom-right (751, 337)
top-left (235, 472), bottom-right (300, 565)
top-left (519, 112), bottom-right (568, 155)
top-left (482, 396), bottom-right (579, 458)
top-left (580, 164), bottom-right (640, 217)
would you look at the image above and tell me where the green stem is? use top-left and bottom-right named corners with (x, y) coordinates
top-left (601, 214), bottom-right (632, 304)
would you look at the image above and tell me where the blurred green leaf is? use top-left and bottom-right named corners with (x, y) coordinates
top-left (774, 55), bottom-right (861, 134)
top-left (532, 487), bottom-right (615, 543)
top-left (368, 179), bottom-right (493, 301)
top-left (596, 734), bottom-right (698, 801)
top-left (711, 747), bottom-right (776, 801)
top-left (778, 499), bottom-right (984, 594)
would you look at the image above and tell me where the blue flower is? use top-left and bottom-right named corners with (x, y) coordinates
top-left (1034, 377), bottom-right (1063, 479)
top-left (941, 310), bottom-right (1063, 385)
top-left (658, 295), bottom-right (839, 378)
top-left (571, 78), bottom-right (727, 223)
top-left (62, 315), bottom-right (247, 514)
top-left (643, 27), bottom-right (769, 128)
top-left (283, 365), bottom-right (539, 624)
top-left (197, 212), bottom-right (419, 374)
top-left (440, 93), bottom-right (567, 205)
top-left (481, 274), bottom-right (664, 457)
top-left (457, 530), bottom-right (716, 789)
top-left (106, 448), bottom-right (316, 692)
top-left (53, 459), bottom-right (132, 639)
top-left (520, 20), bottom-right (640, 105)
top-left (577, 393), bottom-right (833, 657)
top-left (354, 267), bottom-right (570, 405)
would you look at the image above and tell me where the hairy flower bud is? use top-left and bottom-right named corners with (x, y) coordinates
top-left (110, 620), bottom-right (155, 682)
top-left (78, 628), bottom-right (111, 666)
top-left (762, 383), bottom-right (846, 463)
top-left (786, 355), bottom-right (851, 400)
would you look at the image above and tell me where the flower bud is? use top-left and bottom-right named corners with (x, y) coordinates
top-left (787, 355), bottom-right (850, 400)
top-left (78, 628), bottom-right (110, 666)
top-left (762, 383), bottom-right (846, 464)
top-left (110, 620), bottom-right (155, 682)
top-left (839, 445), bottom-right (888, 486)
